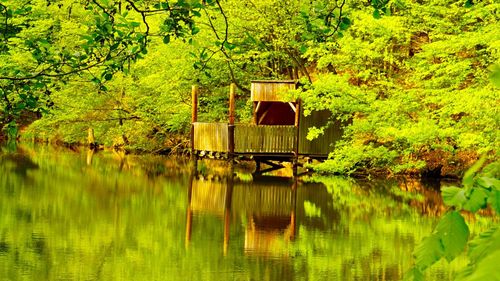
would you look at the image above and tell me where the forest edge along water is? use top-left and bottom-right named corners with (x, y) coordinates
top-left (1, 0), bottom-right (498, 177)
top-left (9, 80), bottom-right (487, 179)
top-left (0, 143), bottom-right (497, 280)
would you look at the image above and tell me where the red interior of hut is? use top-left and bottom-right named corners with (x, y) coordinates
top-left (255, 102), bottom-right (296, 125)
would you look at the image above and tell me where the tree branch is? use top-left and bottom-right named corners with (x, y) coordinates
top-left (326, 0), bottom-right (346, 38)
top-left (124, 0), bottom-right (150, 42)
top-left (0, 47), bottom-right (128, 81)
top-left (91, 0), bottom-right (115, 22)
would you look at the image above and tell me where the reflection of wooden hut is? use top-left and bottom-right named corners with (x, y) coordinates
top-left (232, 177), bottom-right (294, 216)
top-left (185, 174), bottom-right (234, 254)
top-left (185, 174), bottom-right (297, 256)
top-left (191, 81), bottom-right (343, 161)
top-left (244, 214), bottom-right (296, 256)
top-left (234, 177), bottom-right (297, 256)
top-left (189, 176), bottom-right (229, 216)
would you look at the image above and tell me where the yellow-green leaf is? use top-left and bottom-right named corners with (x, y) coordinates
top-left (435, 211), bottom-right (469, 262)
top-left (442, 186), bottom-right (466, 208)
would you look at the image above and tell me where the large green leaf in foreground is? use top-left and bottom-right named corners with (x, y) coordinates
top-left (456, 226), bottom-right (500, 281)
top-left (413, 211), bottom-right (469, 272)
top-left (435, 211), bottom-right (470, 262)
top-left (442, 186), bottom-right (466, 208)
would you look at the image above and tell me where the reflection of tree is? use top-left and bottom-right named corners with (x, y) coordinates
top-left (86, 148), bottom-right (94, 166)
top-left (397, 178), bottom-right (446, 217)
top-left (295, 176), bottom-right (490, 281)
top-left (0, 145), bottom-right (192, 280)
top-left (1, 148), bottom-right (38, 177)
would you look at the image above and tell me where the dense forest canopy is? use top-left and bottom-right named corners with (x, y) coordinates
top-left (0, 0), bottom-right (499, 175)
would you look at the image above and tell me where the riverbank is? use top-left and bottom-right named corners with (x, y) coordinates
top-left (6, 136), bottom-right (487, 180)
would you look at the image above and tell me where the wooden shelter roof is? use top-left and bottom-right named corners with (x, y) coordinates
top-left (251, 80), bottom-right (297, 102)
top-left (250, 80), bottom-right (297, 84)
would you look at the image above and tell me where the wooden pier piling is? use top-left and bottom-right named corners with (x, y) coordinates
top-left (190, 85), bottom-right (199, 156)
top-left (87, 128), bottom-right (95, 148)
top-left (293, 99), bottom-right (301, 175)
top-left (228, 83), bottom-right (236, 160)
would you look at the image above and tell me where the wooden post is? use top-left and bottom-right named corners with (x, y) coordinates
top-left (253, 102), bottom-right (258, 125)
top-left (190, 85), bottom-right (199, 156)
top-left (87, 127), bottom-right (95, 148)
top-left (293, 99), bottom-right (301, 175)
top-left (294, 99), bottom-right (301, 131)
top-left (228, 83), bottom-right (236, 159)
top-left (185, 207), bottom-right (192, 249)
top-left (223, 208), bottom-right (230, 255)
top-left (229, 83), bottom-right (236, 124)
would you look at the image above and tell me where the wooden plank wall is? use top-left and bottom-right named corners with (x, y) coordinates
top-left (251, 81), bottom-right (296, 102)
top-left (298, 110), bottom-right (344, 156)
top-left (193, 122), bottom-right (229, 152)
top-left (234, 124), bottom-right (295, 154)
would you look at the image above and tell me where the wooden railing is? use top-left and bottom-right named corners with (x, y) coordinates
top-left (193, 122), bottom-right (229, 152)
top-left (234, 124), bottom-right (295, 154)
top-left (194, 122), bottom-right (296, 154)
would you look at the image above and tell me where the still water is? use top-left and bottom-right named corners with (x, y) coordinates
top-left (0, 144), bottom-right (491, 280)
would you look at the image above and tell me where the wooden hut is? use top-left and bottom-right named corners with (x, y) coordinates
top-left (191, 81), bottom-right (343, 161)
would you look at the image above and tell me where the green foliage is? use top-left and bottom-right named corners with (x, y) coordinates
top-left (1, 0), bottom-right (498, 179)
top-left (20, 38), bottom-right (201, 150)
top-left (0, 0), bottom-right (216, 137)
top-left (465, 226), bottom-right (500, 268)
top-left (413, 235), bottom-right (445, 272)
top-left (437, 212), bottom-right (470, 262)
top-left (408, 160), bottom-right (500, 280)
top-left (442, 186), bottom-right (467, 209)
top-left (302, 0), bottom-right (499, 175)
top-left (4, 0), bottom-right (351, 149)
top-left (442, 158), bottom-right (500, 214)
top-left (491, 65), bottom-right (500, 87)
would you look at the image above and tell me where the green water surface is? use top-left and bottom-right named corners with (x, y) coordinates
top-left (0, 144), bottom-right (492, 280)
